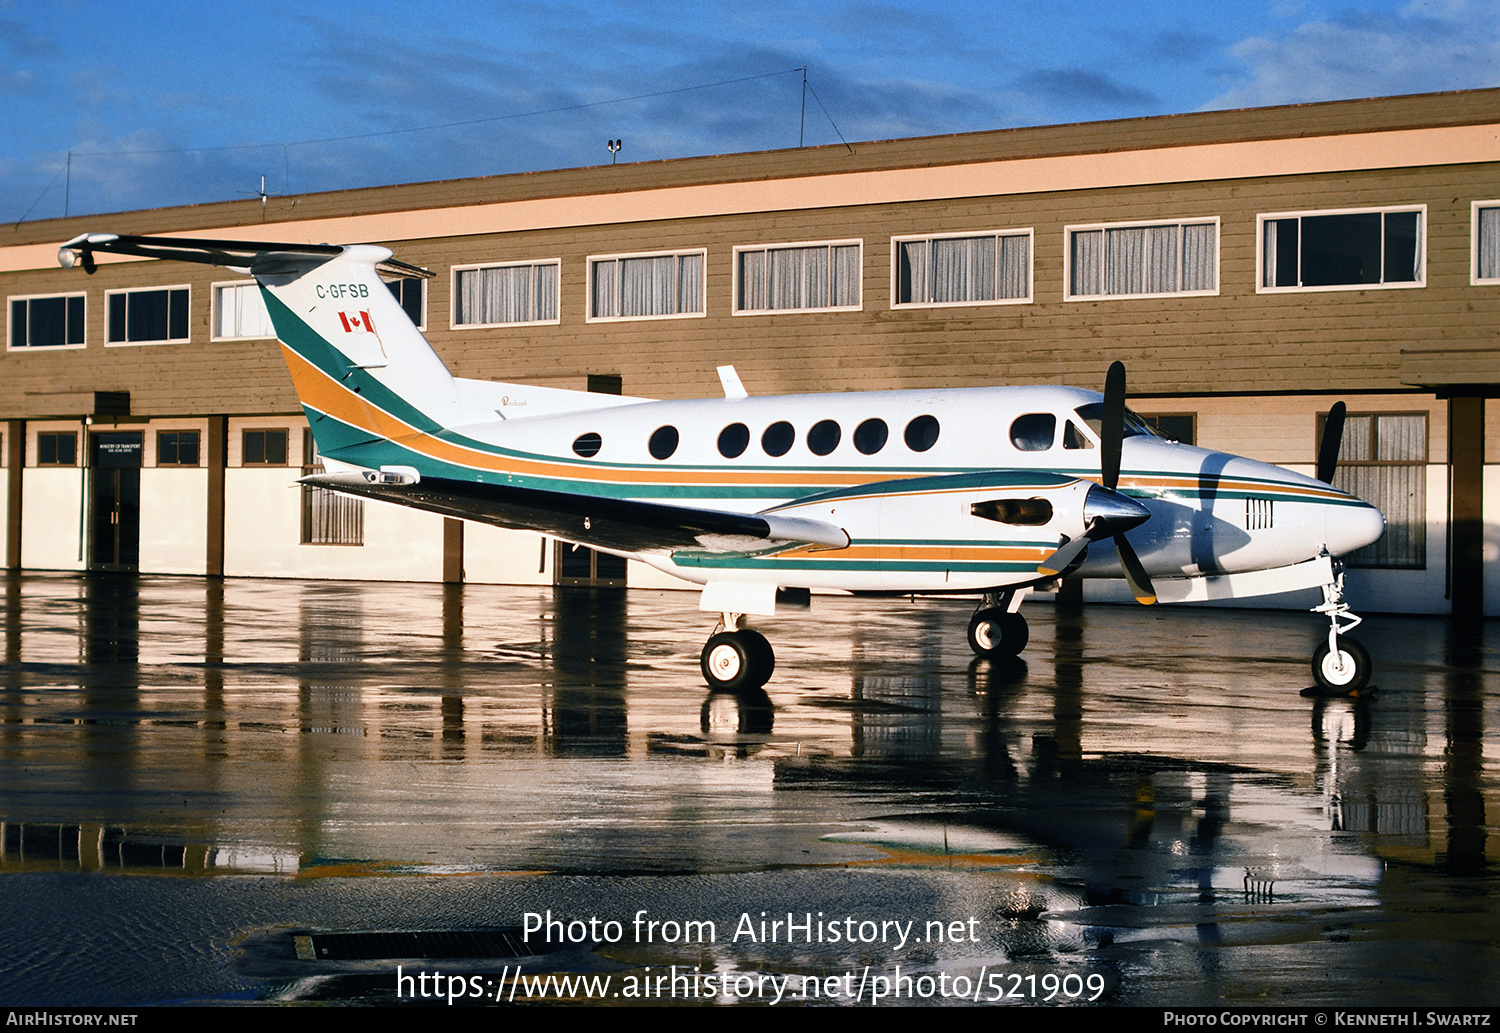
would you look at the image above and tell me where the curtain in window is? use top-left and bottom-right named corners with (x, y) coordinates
top-left (1481, 207), bottom-right (1500, 280)
top-left (1071, 230), bottom-right (1104, 296)
top-left (1181, 223), bottom-right (1216, 292)
top-left (740, 246), bottom-right (857, 310)
top-left (931, 236), bottom-right (997, 303)
top-left (831, 244), bottom-right (860, 307)
top-left (1104, 225), bottom-right (1178, 295)
top-left (600, 254), bottom-right (702, 317)
top-left (899, 241), bottom-right (928, 304)
top-left (218, 283), bottom-right (272, 338)
top-left (998, 234), bottom-right (1030, 299)
top-left (740, 249), bottom-right (768, 310)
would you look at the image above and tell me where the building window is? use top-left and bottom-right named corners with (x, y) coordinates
top-left (212, 282), bottom-right (273, 340)
top-left (589, 250), bottom-right (704, 321)
top-left (156, 430), bottom-right (200, 467)
top-left (1472, 202), bottom-right (1500, 285)
top-left (1068, 219), bottom-right (1218, 299)
top-left (10, 294), bottom-right (86, 349)
top-left (453, 262), bottom-right (557, 326)
top-left (1139, 413), bottom-right (1196, 445)
top-left (37, 432), bottom-right (78, 466)
top-left (1323, 411), bottom-right (1427, 568)
top-left (735, 241), bottom-right (861, 313)
top-left (242, 429), bottom-right (287, 466)
top-left (302, 431), bottom-right (362, 546)
top-left (107, 286), bottom-right (190, 344)
top-left (1260, 207), bottom-right (1423, 292)
top-left (894, 231), bottom-right (1030, 307)
top-left (386, 276), bottom-right (426, 327)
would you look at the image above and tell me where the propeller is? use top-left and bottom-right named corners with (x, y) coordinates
top-left (1317, 401), bottom-right (1346, 484)
top-left (1037, 361), bottom-right (1157, 604)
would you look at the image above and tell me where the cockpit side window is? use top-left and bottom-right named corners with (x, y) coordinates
top-left (1063, 420), bottom-right (1095, 449)
top-left (1074, 402), bottom-right (1161, 439)
top-left (1010, 413), bottom-right (1056, 451)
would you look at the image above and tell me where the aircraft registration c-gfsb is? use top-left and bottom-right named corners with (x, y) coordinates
top-left (59, 233), bottom-right (1387, 696)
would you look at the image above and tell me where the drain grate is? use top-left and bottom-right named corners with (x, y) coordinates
top-left (297, 928), bottom-right (532, 962)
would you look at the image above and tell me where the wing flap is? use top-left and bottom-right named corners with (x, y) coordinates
top-left (302, 473), bottom-right (849, 554)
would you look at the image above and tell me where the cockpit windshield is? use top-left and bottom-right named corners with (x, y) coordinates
top-left (1074, 403), bottom-right (1162, 440)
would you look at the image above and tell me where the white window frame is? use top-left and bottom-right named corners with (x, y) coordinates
top-left (586, 248), bottom-right (706, 323)
top-left (1256, 205), bottom-right (1425, 294)
top-left (733, 239), bottom-right (863, 315)
top-left (8, 292), bottom-right (87, 352)
top-left (210, 280), bottom-right (275, 342)
top-left (450, 260), bottom-right (559, 329)
top-left (1064, 217), bottom-right (1220, 301)
top-left (1471, 200), bottom-right (1500, 286)
top-left (105, 284), bottom-right (191, 346)
top-left (891, 229), bottom-right (1032, 309)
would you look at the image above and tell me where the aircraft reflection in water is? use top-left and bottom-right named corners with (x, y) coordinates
top-left (61, 233), bottom-right (1384, 694)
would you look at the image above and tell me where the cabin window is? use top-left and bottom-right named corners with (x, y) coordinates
top-left (454, 261), bottom-right (559, 326)
top-left (904, 415), bottom-right (940, 452)
top-left (853, 418), bottom-right (888, 455)
top-left (9, 294), bottom-right (85, 349)
top-left (107, 286), bottom-right (190, 345)
top-left (156, 431), bottom-right (200, 467)
top-left (762, 421), bottom-right (795, 457)
top-left (1472, 202), bottom-right (1500, 284)
top-left (1010, 413), bottom-right (1055, 452)
top-left (1259, 208), bottom-right (1423, 291)
top-left (37, 432), bottom-right (78, 466)
top-left (1322, 411), bottom-right (1427, 569)
top-left (242, 429), bottom-right (288, 466)
top-left (386, 276), bottom-right (426, 327)
top-left (589, 250), bottom-right (704, 320)
top-left (1068, 219), bottom-right (1218, 299)
top-left (648, 425), bottom-right (679, 460)
top-left (1062, 420), bottom-right (1094, 449)
top-left (718, 423), bottom-right (750, 458)
top-left (894, 230), bottom-right (1031, 306)
top-left (807, 420), bottom-right (841, 456)
top-left (212, 282), bottom-right (274, 340)
top-left (735, 241), bottom-right (861, 313)
top-left (572, 432), bottom-right (603, 458)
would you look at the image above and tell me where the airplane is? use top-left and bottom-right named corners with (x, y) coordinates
top-left (58, 233), bottom-right (1386, 695)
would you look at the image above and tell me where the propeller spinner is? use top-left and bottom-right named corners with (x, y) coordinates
top-left (1038, 361), bottom-right (1158, 604)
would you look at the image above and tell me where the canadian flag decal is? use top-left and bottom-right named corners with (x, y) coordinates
top-left (338, 310), bottom-right (376, 334)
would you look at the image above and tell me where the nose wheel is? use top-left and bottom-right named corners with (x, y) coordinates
top-left (701, 619), bottom-right (775, 691)
top-left (967, 590), bottom-right (1031, 658)
top-left (1309, 558), bottom-right (1371, 694)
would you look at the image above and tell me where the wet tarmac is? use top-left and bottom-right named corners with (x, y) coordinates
top-left (0, 571), bottom-right (1496, 1007)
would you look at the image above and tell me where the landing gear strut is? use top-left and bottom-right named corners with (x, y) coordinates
top-left (967, 589), bottom-right (1030, 658)
top-left (1310, 558), bottom-right (1371, 692)
top-left (700, 613), bottom-right (775, 691)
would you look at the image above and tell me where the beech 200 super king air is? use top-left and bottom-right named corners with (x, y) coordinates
top-left (59, 234), bottom-right (1387, 694)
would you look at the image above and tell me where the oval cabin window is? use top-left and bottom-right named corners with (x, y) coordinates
top-left (762, 421), bottom-right (795, 457)
top-left (807, 420), bottom-right (841, 456)
top-left (572, 432), bottom-right (603, 458)
top-left (648, 425), bottom-right (679, 460)
top-left (718, 423), bottom-right (750, 458)
top-left (904, 414), bottom-right (940, 452)
top-left (854, 418), bottom-right (888, 455)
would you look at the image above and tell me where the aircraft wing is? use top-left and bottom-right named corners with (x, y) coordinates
top-left (302, 472), bottom-right (850, 555)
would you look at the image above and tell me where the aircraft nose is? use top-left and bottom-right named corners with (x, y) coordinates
top-left (1326, 499), bottom-right (1386, 557)
top-left (1083, 483), bottom-right (1151, 536)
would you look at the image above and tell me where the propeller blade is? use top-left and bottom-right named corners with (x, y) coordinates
top-left (1038, 532), bottom-right (1091, 578)
top-left (1317, 401), bottom-right (1346, 484)
top-left (1101, 361), bottom-right (1126, 490)
top-left (1115, 535), bottom-right (1157, 606)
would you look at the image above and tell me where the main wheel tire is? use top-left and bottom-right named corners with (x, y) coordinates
top-left (701, 631), bottom-right (772, 691)
top-left (967, 608), bottom-right (1029, 657)
top-left (1312, 638), bottom-right (1371, 692)
top-left (737, 628), bottom-right (775, 682)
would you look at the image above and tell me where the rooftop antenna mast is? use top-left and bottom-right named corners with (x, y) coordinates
top-left (799, 67), bottom-right (807, 148)
top-left (237, 175), bottom-right (278, 220)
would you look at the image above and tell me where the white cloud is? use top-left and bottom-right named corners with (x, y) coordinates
top-left (1206, 2), bottom-right (1500, 109)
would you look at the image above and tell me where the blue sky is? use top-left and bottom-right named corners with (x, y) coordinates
top-left (3, 0), bottom-right (1499, 223)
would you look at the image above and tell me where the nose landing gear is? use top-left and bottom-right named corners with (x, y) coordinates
top-left (1309, 559), bottom-right (1371, 694)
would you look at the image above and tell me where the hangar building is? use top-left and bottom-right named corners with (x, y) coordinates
top-left (3, 88), bottom-right (1499, 615)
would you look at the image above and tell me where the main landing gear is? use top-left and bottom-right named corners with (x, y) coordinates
top-left (701, 613), bottom-right (776, 692)
top-left (966, 589), bottom-right (1031, 658)
top-left (1309, 558), bottom-right (1371, 694)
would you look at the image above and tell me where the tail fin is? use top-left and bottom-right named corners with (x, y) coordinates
top-left (56, 234), bottom-right (454, 463)
top-left (251, 245), bottom-right (462, 453)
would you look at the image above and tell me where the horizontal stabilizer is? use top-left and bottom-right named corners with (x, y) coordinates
top-left (58, 232), bottom-right (432, 280)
